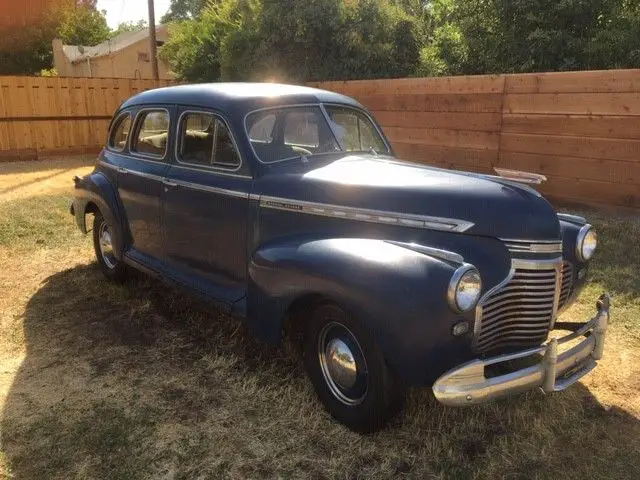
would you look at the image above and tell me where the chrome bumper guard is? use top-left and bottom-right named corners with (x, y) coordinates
top-left (433, 293), bottom-right (610, 407)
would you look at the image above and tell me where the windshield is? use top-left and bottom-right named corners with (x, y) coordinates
top-left (245, 105), bottom-right (389, 164)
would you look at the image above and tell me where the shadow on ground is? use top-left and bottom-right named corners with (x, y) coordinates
top-left (2, 263), bottom-right (640, 479)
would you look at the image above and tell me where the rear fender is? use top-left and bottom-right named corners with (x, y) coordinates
top-left (74, 172), bottom-right (127, 259)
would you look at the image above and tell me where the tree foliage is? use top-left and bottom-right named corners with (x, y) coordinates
top-left (0, 3), bottom-right (111, 75)
top-left (57, 5), bottom-right (111, 46)
top-left (110, 20), bottom-right (149, 38)
top-left (161, 0), bottom-right (420, 82)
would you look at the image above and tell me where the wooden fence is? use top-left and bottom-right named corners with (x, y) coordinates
top-left (312, 69), bottom-right (640, 210)
top-left (0, 76), bottom-right (174, 161)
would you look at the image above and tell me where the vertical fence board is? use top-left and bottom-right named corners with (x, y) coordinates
top-left (0, 76), bottom-right (174, 161)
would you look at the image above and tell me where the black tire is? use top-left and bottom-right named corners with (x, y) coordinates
top-left (92, 211), bottom-right (127, 283)
top-left (303, 303), bottom-right (405, 433)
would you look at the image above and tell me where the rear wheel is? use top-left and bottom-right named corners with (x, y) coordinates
top-left (303, 303), bottom-right (405, 433)
top-left (92, 212), bottom-right (127, 282)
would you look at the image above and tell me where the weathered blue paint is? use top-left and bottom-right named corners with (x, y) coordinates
top-left (72, 83), bottom-right (592, 386)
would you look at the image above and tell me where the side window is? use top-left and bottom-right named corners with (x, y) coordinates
top-left (131, 110), bottom-right (170, 157)
top-left (248, 112), bottom-right (276, 143)
top-left (108, 112), bottom-right (131, 151)
top-left (178, 112), bottom-right (241, 169)
top-left (284, 111), bottom-right (319, 148)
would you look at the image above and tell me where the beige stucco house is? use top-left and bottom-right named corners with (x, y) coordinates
top-left (52, 25), bottom-right (173, 79)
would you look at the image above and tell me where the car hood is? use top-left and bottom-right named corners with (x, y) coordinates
top-left (257, 155), bottom-right (561, 240)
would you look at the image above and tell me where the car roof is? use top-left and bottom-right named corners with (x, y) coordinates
top-left (119, 82), bottom-right (363, 114)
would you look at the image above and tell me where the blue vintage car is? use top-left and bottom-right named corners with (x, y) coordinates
top-left (71, 83), bottom-right (609, 432)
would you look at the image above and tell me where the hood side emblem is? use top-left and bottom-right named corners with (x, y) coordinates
top-left (493, 168), bottom-right (547, 185)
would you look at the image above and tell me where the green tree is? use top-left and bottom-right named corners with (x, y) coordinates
top-left (161, 0), bottom-right (421, 82)
top-left (161, 0), bottom-right (211, 22)
top-left (57, 5), bottom-right (110, 46)
top-left (110, 20), bottom-right (148, 38)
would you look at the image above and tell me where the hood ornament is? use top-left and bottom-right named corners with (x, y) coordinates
top-left (493, 168), bottom-right (547, 185)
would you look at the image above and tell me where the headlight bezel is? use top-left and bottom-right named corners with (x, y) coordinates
top-left (447, 264), bottom-right (482, 313)
top-left (576, 224), bottom-right (597, 262)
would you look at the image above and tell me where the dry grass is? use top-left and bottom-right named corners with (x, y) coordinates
top-left (0, 157), bottom-right (638, 480)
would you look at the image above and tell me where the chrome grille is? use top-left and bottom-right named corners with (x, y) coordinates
top-left (502, 239), bottom-right (562, 254)
top-left (558, 261), bottom-right (574, 309)
top-left (475, 260), bottom-right (562, 353)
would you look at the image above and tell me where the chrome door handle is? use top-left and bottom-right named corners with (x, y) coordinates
top-left (162, 178), bottom-right (178, 188)
top-left (117, 167), bottom-right (128, 174)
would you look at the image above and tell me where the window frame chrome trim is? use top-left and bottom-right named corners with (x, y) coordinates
top-left (258, 195), bottom-right (475, 232)
top-left (174, 108), bottom-right (244, 173)
top-left (106, 111), bottom-right (133, 153)
top-left (243, 102), bottom-right (391, 165)
top-left (129, 107), bottom-right (171, 162)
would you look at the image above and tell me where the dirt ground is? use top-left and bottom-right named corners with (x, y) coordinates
top-left (0, 156), bottom-right (638, 479)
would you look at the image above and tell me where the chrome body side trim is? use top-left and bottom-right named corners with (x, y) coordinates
top-left (558, 213), bottom-right (587, 225)
top-left (385, 241), bottom-right (464, 264)
top-left (162, 178), bottom-right (249, 198)
top-left (433, 293), bottom-right (609, 407)
top-left (99, 161), bottom-right (164, 182)
top-left (259, 195), bottom-right (475, 232)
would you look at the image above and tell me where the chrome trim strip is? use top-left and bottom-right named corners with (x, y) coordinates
top-left (99, 160), bottom-right (164, 181)
top-left (259, 195), bottom-right (474, 232)
top-left (171, 163), bottom-right (252, 179)
top-left (558, 213), bottom-right (586, 225)
top-left (165, 179), bottom-right (249, 198)
top-left (385, 241), bottom-right (464, 264)
top-left (174, 109), bottom-right (244, 173)
top-left (501, 238), bottom-right (563, 254)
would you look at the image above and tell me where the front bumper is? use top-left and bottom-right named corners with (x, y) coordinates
top-left (433, 293), bottom-right (610, 407)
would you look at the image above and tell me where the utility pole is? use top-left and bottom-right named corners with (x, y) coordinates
top-left (147, 0), bottom-right (160, 80)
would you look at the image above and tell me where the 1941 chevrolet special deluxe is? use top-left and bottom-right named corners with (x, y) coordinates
top-left (71, 83), bottom-right (609, 432)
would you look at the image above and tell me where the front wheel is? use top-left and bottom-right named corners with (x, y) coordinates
top-left (92, 212), bottom-right (127, 282)
top-left (303, 303), bottom-right (405, 433)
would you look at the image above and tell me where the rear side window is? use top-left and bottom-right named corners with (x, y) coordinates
top-left (178, 112), bottom-right (241, 169)
top-left (131, 110), bottom-right (170, 157)
top-left (108, 113), bottom-right (131, 151)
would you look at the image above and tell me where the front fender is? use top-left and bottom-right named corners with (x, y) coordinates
top-left (247, 236), bottom-right (476, 384)
top-left (73, 171), bottom-right (127, 259)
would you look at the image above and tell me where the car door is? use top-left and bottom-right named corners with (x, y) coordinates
top-left (161, 108), bottom-right (252, 306)
top-left (113, 106), bottom-right (173, 267)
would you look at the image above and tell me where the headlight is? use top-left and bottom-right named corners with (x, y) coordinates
top-left (576, 224), bottom-right (597, 261)
top-left (447, 264), bottom-right (482, 313)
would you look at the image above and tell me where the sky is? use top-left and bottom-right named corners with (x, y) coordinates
top-left (97, 0), bottom-right (172, 29)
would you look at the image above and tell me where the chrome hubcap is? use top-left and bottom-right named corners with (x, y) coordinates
top-left (98, 222), bottom-right (117, 269)
top-left (318, 322), bottom-right (367, 405)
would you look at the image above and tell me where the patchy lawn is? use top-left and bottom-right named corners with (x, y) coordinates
top-left (0, 157), bottom-right (638, 479)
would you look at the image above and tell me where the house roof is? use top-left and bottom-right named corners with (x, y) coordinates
top-left (61, 25), bottom-right (167, 64)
